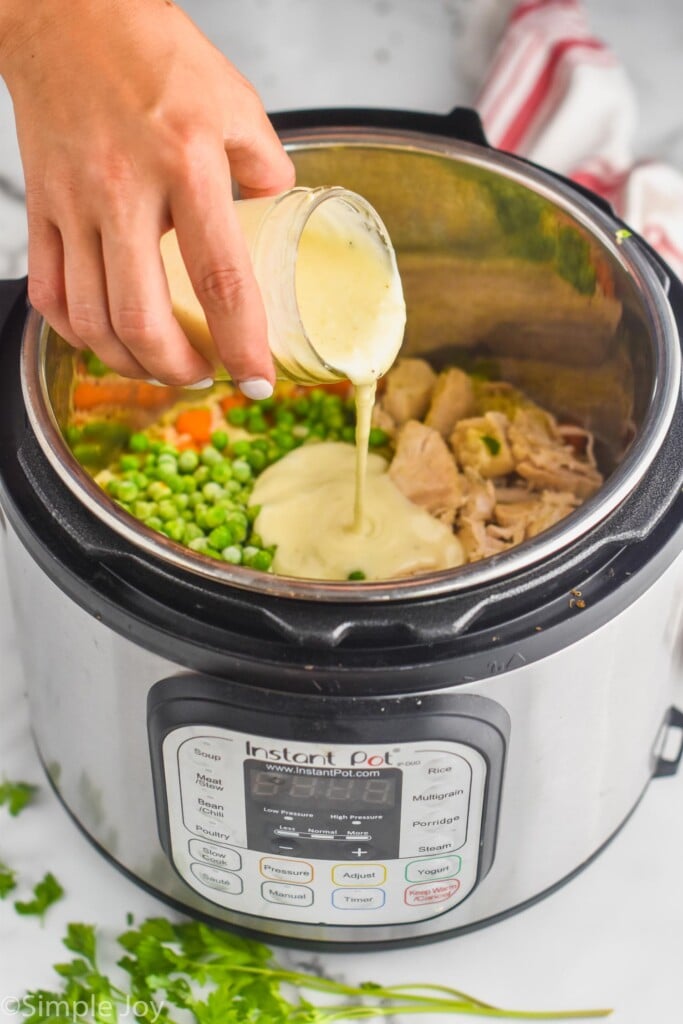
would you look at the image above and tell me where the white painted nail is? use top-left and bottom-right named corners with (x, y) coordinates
top-left (144, 378), bottom-right (166, 387)
top-left (239, 378), bottom-right (274, 400)
top-left (184, 378), bottom-right (215, 391)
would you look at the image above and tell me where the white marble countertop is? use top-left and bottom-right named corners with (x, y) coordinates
top-left (1, 2), bottom-right (682, 1022)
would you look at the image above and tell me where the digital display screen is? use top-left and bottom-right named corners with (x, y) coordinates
top-left (247, 767), bottom-right (398, 807)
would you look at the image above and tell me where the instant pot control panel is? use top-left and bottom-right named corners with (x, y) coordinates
top-left (148, 678), bottom-right (509, 929)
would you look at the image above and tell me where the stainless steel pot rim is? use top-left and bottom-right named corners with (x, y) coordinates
top-left (21, 129), bottom-right (682, 604)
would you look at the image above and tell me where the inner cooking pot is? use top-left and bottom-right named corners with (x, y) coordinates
top-left (21, 109), bottom-right (680, 601)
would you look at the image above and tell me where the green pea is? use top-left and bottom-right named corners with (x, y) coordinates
top-left (188, 492), bottom-right (206, 509)
top-left (232, 459), bottom-right (252, 483)
top-left (246, 504), bottom-right (261, 523)
top-left (117, 480), bottom-right (139, 503)
top-left (247, 415), bottom-right (268, 434)
top-left (231, 440), bottom-right (251, 458)
top-left (251, 549), bottom-right (273, 571)
top-left (227, 407), bottom-right (247, 426)
top-left (341, 426), bottom-right (356, 443)
top-left (158, 499), bottom-right (178, 521)
top-left (222, 545), bottom-right (243, 564)
top-left (72, 442), bottom-right (104, 466)
top-left (242, 545), bottom-right (260, 567)
top-left (178, 449), bottom-right (199, 473)
top-left (64, 425), bottom-right (83, 446)
top-left (347, 570), bottom-right (366, 581)
top-left (184, 522), bottom-right (205, 543)
top-left (181, 476), bottom-right (198, 494)
top-left (204, 505), bottom-right (227, 528)
top-left (166, 474), bottom-right (185, 493)
top-left (162, 518), bottom-right (187, 542)
top-left (246, 448), bottom-right (267, 472)
top-left (106, 479), bottom-right (119, 497)
top-left (369, 427), bottom-right (390, 447)
top-left (208, 525), bottom-right (233, 550)
top-left (147, 481), bottom-right (170, 501)
top-left (193, 465), bottom-right (210, 485)
top-left (201, 445), bottom-right (222, 466)
top-left (144, 454), bottom-right (157, 469)
top-left (119, 457), bottom-right (140, 475)
top-left (144, 516), bottom-right (163, 532)
top-left (158, 444), bottom-right (179, 457)
top-left (173, 493), bottom-right (190, 510)
top-left (129, 432), bottom-right (150, 453)
top-left (211, 461), bottom-right (233, 484)
top-left (211, 430), bottom-right (229, 451)
top-left (133, 500), bottom-right (156, 520)
top-left (188, 536), bottom-right (210, 553)
top-left (202, 482), bottom-right (225, 503)
top-left (156, 462), bottom-right (179, 482)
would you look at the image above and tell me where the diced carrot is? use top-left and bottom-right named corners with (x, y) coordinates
top-left (176, 436), bottom-right (199, 451)
top-left (175, 408), bottom-right (212, 444)
top-left (220, 392), bottom-right (249, 413)
top-left (72, 380), bottom-right (175, 410)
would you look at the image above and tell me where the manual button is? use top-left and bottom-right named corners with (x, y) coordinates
top-left (261, 881), bottom-right (314, 907)
top-left (332, 863), bottom-right (386, 887)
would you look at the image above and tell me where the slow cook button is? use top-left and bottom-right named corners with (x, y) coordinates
top-left (405, 855), bottom-right (461, 883)
top-left (260, 856), bottom-right (314, 884)
top-left (188, 839), bottom-right (241, 871)
top-left (261, 881), bottom-right (314, 907)
top-left (331, 863), bottom-right (386, 887)
top-left (190, 862), bottom-right (243, 895)
top-left (332, 888), bottom-right (386, 910)
top-left (404, 879), bottom-right (461, 907)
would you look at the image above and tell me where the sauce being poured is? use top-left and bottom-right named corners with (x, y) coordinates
top-left (250, 443), bottom-right (464, 581)
top-left (293, 198), bottom-right (405, 531)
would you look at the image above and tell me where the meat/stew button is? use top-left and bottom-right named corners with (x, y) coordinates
top-left (404, 879), bottom-right (461, 906)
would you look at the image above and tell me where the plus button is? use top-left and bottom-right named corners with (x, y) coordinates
top-left (351, 847), bottom-right (368, 858)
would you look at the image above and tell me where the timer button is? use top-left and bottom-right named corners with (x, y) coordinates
top-left (190, 862), bottom-right (243, 895)
top-left (332, 888), bottom-right (386, 910)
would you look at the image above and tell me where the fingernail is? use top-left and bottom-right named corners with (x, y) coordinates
top-left (185, 378), bottom-right (215, 391)
top-left (144, 378), bottom-right (166, 387)
top-left (239, 378), bottom-right (274, 400)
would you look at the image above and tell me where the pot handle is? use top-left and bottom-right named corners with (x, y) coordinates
top-left (270, 106), bottom-right (490, 148)
top-left (654, 707), bottom-right (683, 778)
top-left (0, 277), bottom-right (28, 335)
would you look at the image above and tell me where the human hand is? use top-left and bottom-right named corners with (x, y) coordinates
top-left (0, 0), bottom-right (294, 391)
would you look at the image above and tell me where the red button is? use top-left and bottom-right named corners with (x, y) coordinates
top-left (404, 879), bottom-right (461, 906)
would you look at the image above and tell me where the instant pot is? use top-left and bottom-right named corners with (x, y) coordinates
top-left (0, 109), bottom-right (682, 949)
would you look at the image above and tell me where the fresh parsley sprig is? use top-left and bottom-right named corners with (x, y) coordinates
top-left (21, 917), bottom-right (612, 1023)
top-left (14, 872), bottom-right (65, 921)
top-left (0, 861), bottom-right (17, 898)
top-left (0, 779), bottom-right (38, 816)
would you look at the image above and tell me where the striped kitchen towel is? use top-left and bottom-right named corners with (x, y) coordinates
top-left (476, 0), bottom-right (683, 280)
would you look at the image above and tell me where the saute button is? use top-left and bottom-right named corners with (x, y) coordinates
top-left (331, 864), bottom-right (386, 887)
top-left (188, 839), bottom-right (241, 871)
top-left (260, 857), bottom-right (314, 884)
top-left (261, 881), bottom-right (314, 907)
top-left (404, 879), bottom-right (460, 907)
top-left (405, 855), bottom-right (461, 882)
top-left (332, 888), bottom-right (385, 910)
top-left (190, 862), bottom-right (243, 895)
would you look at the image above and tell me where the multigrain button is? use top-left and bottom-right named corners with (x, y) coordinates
top-left (332, 863), bottom-right (386, 887)
top-left (332, 888), bottom-right (385, 910)
top-left (190, 862), bottom-right (243, 895)
top-left (405, 855), bottom-right (461, 882)
top-left (188, 839), bottom-right (241, 871)
top-left (261, 881), bottom-right (314, 907)
top-left (260, 856), bottom-right (314, 884)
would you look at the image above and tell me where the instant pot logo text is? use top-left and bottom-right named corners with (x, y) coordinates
top-left (245, 740), bottom-right (393, 768)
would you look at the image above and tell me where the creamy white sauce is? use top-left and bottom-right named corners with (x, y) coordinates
top-left (250, 443), bottom-right (464, 581)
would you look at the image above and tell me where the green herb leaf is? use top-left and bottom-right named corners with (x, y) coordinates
top-left (481, 433), bottom-right (502, 456)
top-left (14, 872), bottom-right (64, 920)
top-left (0, 861), bottom-right (17, 898)
top-left (64, 923), bottom-right (98, 966)
top-left (0, 779), bottom-right (38, 816)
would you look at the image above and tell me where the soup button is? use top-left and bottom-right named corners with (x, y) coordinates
top-left (404, 879), bottom-right (460, 906)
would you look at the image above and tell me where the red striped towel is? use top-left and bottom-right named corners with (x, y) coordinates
top-left (477, 0), bottom-right (683, 280)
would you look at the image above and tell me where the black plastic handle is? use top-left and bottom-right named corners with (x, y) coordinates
top-left (654, 707), bottom-right (683, 778)
top-left (0, 277), bottom-right (28, 337)
top-left (270, 105), bottom-right (490, 148)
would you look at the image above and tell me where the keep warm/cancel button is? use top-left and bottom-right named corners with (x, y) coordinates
top-left (404, 879), bottom-right (461, 907)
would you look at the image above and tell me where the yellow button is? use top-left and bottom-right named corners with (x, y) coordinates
top-left (331, 863), bottom-right (386, 887)
top-left (259, 856), bottom-right (314, 884)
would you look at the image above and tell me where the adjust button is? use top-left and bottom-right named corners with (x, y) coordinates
top-left (188, 839), bottom-right (241, 871)
top-left (261, 881), bottom-right (314, 907)
top-left (190, 862), bottom-right (243, 895)
top-left (332, 888), bottom-right (385, 910)
top-left (260, 856), bottom-right (313, 884)
top-left (332, 864), bottom-right (386, 887)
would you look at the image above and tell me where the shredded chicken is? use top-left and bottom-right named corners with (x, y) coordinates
top-left (449, 411), bottom-right (515, 478)
top-left (509, 409), bottom-right (602, 500)
top-left (494, 490), bottom-right (580, 540)
top-left (389, 419), bottom-right (464, 525)
top-left (382, 358), bottom-right (437, 425)
top-left (425, 368), bottom-right (476, 438)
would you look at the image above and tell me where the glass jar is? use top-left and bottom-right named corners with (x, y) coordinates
top-left (162, 186), bottom-right (406, 387)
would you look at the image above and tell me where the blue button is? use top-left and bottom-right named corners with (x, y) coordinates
top-left (332, 888), bottom-right (385, 910)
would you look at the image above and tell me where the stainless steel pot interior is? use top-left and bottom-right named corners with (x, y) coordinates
top-left (21, 129), bottom-right (681, 602)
